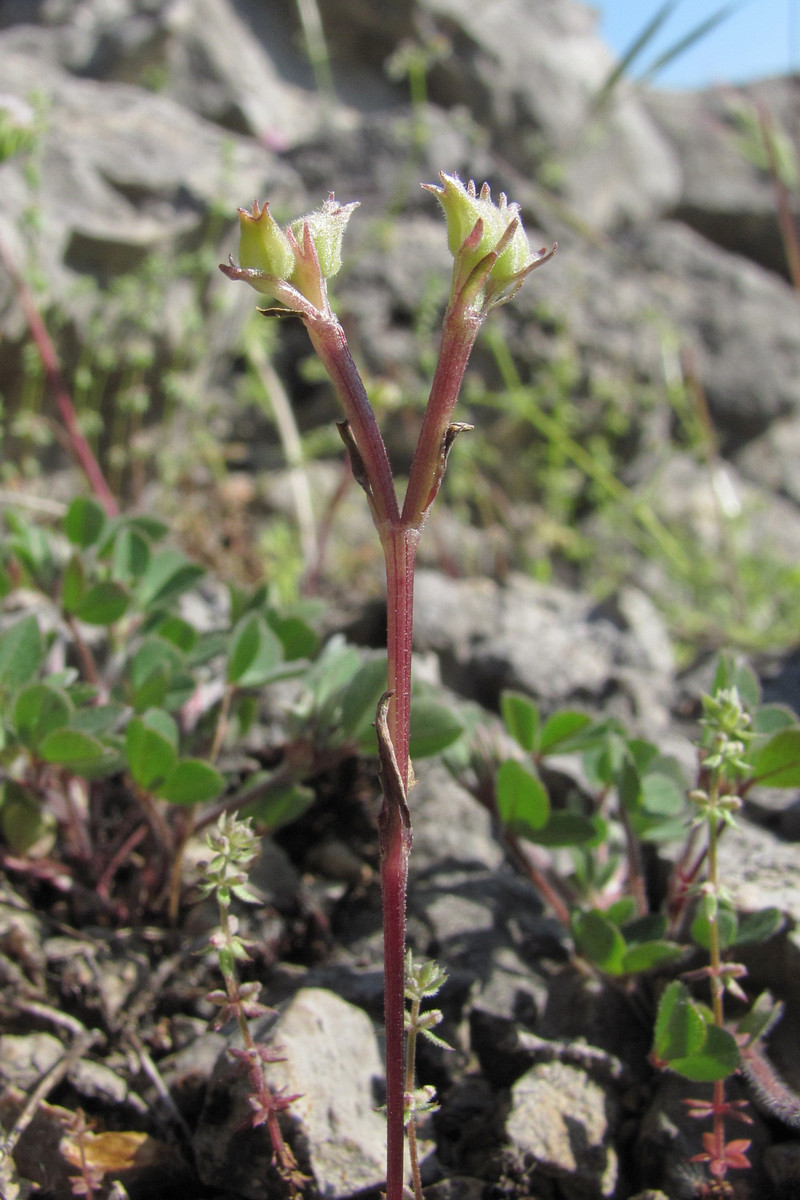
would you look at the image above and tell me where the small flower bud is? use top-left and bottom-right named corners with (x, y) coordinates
top-left (236, 201), bottom-right (295, 295)
top-left (290, 195), bottom-right (360, 280)
top-left (425, 172), bottom-right (553, 309)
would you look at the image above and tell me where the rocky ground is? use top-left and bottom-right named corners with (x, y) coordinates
top-left (2, 2), bottom-right (800, 1199)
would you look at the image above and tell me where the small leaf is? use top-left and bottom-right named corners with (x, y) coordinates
top-left (750, 729), bottom-right (800, 788)
top-left (129, 637), bottom-right (182, 711)
top-left (621, 912), bottom-right (667, 944)
top-left (641, 772), bottom-right (685, 816)
top-left (616, 754), bottom-right (642, 811)
top-left (39, 727), bottom-right (110, 770)
top-left (227, 613), bottom-right (283, 686)
top-left (751, 704), bottom-right (799, 738)
top-left (606, 896), bottom-right (637, 927)
top-left (733, 907), bottom-right (784, 945)
top-left (14, 683), bottom-right (72, 750)
top-left (243, 781), bottom-right (315, 830)
top-left (64, 496), bottom-right (106, 548)
top-left (61, 554), bottom-right (86, 613)
top-left (70, 703), bottom-right (125, 737)
top-left (0, 615), bottom-right (42, 689)
top-left (74, 581), bottom-right (130, 626)
top-left (136, 550), bottom-right (205, 609)
top-left (654, 981), bottom-right (707, 1063)
top-left (691, 894), bottom-right (738, 952)
top-left (573, 909), bottom-right (626, 974)
top-left (338, 655), bottom-right (387, 742)
top-left (524, 810), bottom-right (598, 846)
top-left (125, 717), bottom-right (178, 791)
top-left (409, 698), bottom-right (464, 759)
top-left (111, 526), bottom-right (151, 582)
top-left (0, 780), bottom-right (56, 855)
top-left (139, 707), bottom-right (179, 748)
top-left (539, 709), bottom-right (593, 755)
top-left (158, 759), bottom-right (225, 805)
top-left (266, 612), bottom-right (319, 661)
top-left (155, 614), bottom-right (198, 653)
top-left (501, 691), bottom-right (538, 753)
top-left (496, 759), bottom-right (549, 833)
top-left (621, 940), bottom-right (685, 974)
top-left (669, 1023), bottom-right (740, 1083)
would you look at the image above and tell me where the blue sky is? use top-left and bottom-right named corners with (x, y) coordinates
top-left (595, 0), bottom-right (797, 89)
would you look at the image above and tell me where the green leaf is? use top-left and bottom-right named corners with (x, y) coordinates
top-left (135, 549), bottom-right (205, 609)
top-left (711, 655), bottom-right (760, 709)
top-left (539, 710), bottom-right (593, 755)
top-left (125, 716), bottom-right (178, 791)
top-left (64, 496), bottom-right (106, 548)
top-left (750, 729), bottom-right (800, 788)
top-left (525, 810), bottom-right (598, 846)
top-left (69, 703), bottom-right (125, 737)
top-left (243, 780), bottom-right (315, 830)
top-left (338, 655), bottom-right (387, 743)
top-left (496, 759), bottom-right (549, 833)
top-left (572, 909), bottom-right (626, 974)
top-left (641, 772), bottom-right (686, 817)
top-left (621, 912), bottom-right (667, 944)
top-left (737, 992), bottom-right (779, 1044)
top-left (0, 780), bottom-right (55, 856)
top-left (158, 758), bottom-right (225, 805)
top-left (126, 514), bottom-right (169, 542)
top-left (0, 615), bottom-right (42, 689)
top-left (501, 691), bottom-right (538, 753)
top-left (139, 707), bottom-right (179, 748)
top-left (129, 637), bottom-right (182, 711)
top-left (691, 894), bottom-right (738, 951)
top-left (621, 940), bottom-right (685, 974)
top-left (14, 683), bottom-right (71, 751)
top-left (73, 581), bottom-right (130, 626)
top-left (266, 612), bottom-right (319, 662)
top-left (616, 755), bottom-right (642, 811)
top-left (733, 907), bottom-right (784, 945)
top-left (669, 1023), bottom-right (740, 1083)
top-left (227, 613), bottom-right (283, 686)
top-left (155, 615), bottom-right (198, 653)
top-left (111, 526), bottom-right (151, 583)
top-left (61, 554), bottom-right (86, 613)
top-left (304, 637), bottom-right (361, 711)
top-left (751, 704), bottom-right (799, 738)
top-left (653, 981), bottom-right (707, 1063)
top-left (606, 896), bottom-right (638, 927)
top-left (409, 698), bottom-right (464, 759)
top-left (39, 727), bottom-right (111, 770)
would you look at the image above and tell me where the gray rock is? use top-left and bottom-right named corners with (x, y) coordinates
top-left (194, 987), bottom-right (387, 1199)
top-left (0, 1032), bottom-right (62, 1090)
top-left (506, 1058), bottom-right (619, 1198)
top-left (645, 77), bottom-right (800, 277)
top-left (412, 569), bottom-right (675, 734)
top-left (716, 816), bottom-right (800, 924)
top-left (316, 0), bottom-right (681, 231)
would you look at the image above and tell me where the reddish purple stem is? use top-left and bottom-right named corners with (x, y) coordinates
top-left (0, 233), bottom-right (118, 516)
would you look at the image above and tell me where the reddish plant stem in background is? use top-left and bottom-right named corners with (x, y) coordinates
top-left (0, 234), bottom-right (118, 515)
top-left (757, 103), bottom-right (800, 298)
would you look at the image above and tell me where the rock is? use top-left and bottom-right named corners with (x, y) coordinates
top-left (0, 1032), bottom-right (62, 1090)
top-left (316, 0), bottom-right (681, 231)
top-left (715, 817), bottom-right (800, 925)
top-left (505, 1058), bottom-right (619, 1198)
top-left (644, 77), bottom-right (800, 278)
top-left (194, 987), bottom-right (387, 1198)
top-left (412, 569), bottom-right (675, 734)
